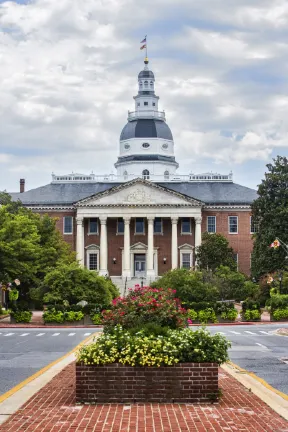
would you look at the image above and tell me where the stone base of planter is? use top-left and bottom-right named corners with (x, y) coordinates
top-left (83, 316), bottom-right (93, 325)
top-left (270, 318), bottom-right (288, 322)
top-left (76, 362), bottom-right (219, 404)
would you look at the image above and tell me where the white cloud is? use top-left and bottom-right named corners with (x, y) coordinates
top-left (0, 0), bottom-right (287, 191)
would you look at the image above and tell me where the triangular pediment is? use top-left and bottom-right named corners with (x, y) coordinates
top-left (130, 242), bottom-right (148, 250)
top-left (76, 178), bottom-right (203, 207)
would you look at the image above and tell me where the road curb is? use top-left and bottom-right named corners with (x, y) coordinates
top-left (0, 332), bottom-right (98, 425)
top-left (222, 362), bottom-right (288, 421)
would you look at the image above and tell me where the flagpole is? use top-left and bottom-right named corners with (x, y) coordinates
top-left (146, 35), bottom-right (148, 59)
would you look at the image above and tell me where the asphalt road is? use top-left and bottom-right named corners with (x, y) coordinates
top-left (0, 324), bottom-right (287, 397)
top-left (201, 323), bottom-right (288, 395)
top-left (0, 328), bottom-right (101, 395)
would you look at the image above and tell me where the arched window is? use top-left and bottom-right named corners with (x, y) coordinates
top-left (123, 171), bottom-right (128, 180)
top-left (144, 80), bottom-right (148, 88)
top-left (150, 81), bottom-right (153, 88)
top-left (139, 81), bottom-right (143, 88)
top-left (142, 169), bottom-right (150, 180)
top-left (164, 170), bottom-right (169, 180)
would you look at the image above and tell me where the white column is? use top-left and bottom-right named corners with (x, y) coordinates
top-left (76, 216), bottom-right (84, 266)
top-left (195, 217), bottom-right (202, 267)
top-left (147, 217), bottom-right (155, 279)
top-left (171, 217), bottom-right (178, 269)
top-left (99, 217), bottom-right (108, 276)
top-left (122, 217), bottom-right (131, 279)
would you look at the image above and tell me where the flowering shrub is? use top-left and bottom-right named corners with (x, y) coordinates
top-left (77, 325), bottom-right (230, 367)
top-left (102, 286), bottom-right (187, 330)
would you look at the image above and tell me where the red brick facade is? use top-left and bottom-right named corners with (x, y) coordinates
top-left (38, 209), bottom-right (253, 275)
top-left (75, 362), bottom-right (219, 403)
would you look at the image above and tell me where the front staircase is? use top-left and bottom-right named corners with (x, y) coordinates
top-left (110, 276), bottom-right (155, 296)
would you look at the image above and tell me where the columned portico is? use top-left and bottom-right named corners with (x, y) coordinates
top-left (76, 216), bottom-right (84, 266)
top-left (99, 217), bottom-right (108, 276)
top-left (147, 217), bottom-right (155, 279)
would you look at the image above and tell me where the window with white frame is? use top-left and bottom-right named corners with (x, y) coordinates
top-left (181, 218), bottom-right (191, 234)
top-left (233, 253), bottom-right (238, 270)
top-left (229, 216), bottom-right (238, 234)
top-left (88, 218), bottom-right (98, 234)
top-left (154, 217), bottom-right (162, 234)
top-left (63, 216), bottom-right (73, 234)
top-left (89, 253), bottom-right (98, 270)
top-left (181, 252), bottom-right (192, 269)
top-left (135, 218), bottom-right (145, 234)
top-left (117, 218), bottom-right (124, 234)
top-left (207, 216), bottom-right (216, 233)
top-left (250, 216), bottom-right (258, 234)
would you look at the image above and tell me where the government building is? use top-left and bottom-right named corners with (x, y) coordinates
top-left (11, 57), bottom-right (257, 290)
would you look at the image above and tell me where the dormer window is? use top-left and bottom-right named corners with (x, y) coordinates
top-left (142, 169), bottom-right (150, 180)
top-left (144, 81), bottom-right (148, 88)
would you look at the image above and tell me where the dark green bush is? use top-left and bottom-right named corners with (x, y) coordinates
top-left (242, 299), bottom-right (261, 312)
top-left (270, 294), bottom-right (288, 313)
top-left (127, 323), bottom-right (171, 337)
top-left (10, 310), bottom-right (32, 323)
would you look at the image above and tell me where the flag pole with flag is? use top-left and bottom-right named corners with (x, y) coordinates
top-left (140, 35), bottom-right (148, 59)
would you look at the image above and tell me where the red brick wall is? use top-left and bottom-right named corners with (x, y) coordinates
top-left (202, 211), bottom-right (253, 274)
top-left (36, 211), bottom-right (253, 275)
top-left (76, 362), bottom-right (219, 403)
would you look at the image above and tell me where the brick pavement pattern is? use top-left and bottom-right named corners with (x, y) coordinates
top-left (0, 363), bottom-right (288, 432)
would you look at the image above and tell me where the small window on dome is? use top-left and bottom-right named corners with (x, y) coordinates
top-left (142, 143), bottom-right (150, 148)
top-left (164, 170), bottom-right (169, 180)
top-left (123, 171), bottom-right (128, 180)
top-left (124, 144), bottom-right (130, 150)
top-left (144, 102), bottom-right (148, 106)
top-left (152, 102), bottom-right (155, 106)
top-left (142, 169), bottom-right (150, 180)
top-left (162, 143), bottom-right (168, 150)
top-left (139, 82), bottom-right (143, 87)
top-left (150, 81), bottom-right (153, 88)
top-left (144, 81), bottom-right (148, 88)
top-left (137, 102), bottom-right (140, 107)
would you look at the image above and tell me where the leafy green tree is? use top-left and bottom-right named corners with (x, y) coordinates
top-left (152, 268), bottom-right (219, 304)
top-left (196, 232), bottom-right (237, 272)
top-left (213, 266), bottom-right (259, 302)
top-left (42, 262), bottom-right (119, 305)
top-left (251, 156), bottom-right (288, 279)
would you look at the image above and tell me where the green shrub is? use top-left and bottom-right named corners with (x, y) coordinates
top-left (102, 286), bottom-right (187, 331)
top-left (10, 310), bottom-right (32, 323)
top-left (77, 325), bottom-right (231, 367)
top-left (187, 309), bottom-right (198, 320)
top-left (243, 309), bottom-right (261, 321)
top-left (214, 301), bottom-right (235, 315)
top-left (270, 295), bottom-right (288, 313)
top-left (213, 267), bottom-right (259, 302)
top-left (186, 301), bottom-right (214, 311)
top-left (152, 269), bottom-right (219, 304)
top-left (91, 313), bottom-right (102, 325)
top-left (127, 323), bottom-right (170, 337)
top-left (198, 308), bottom-right (217, 324)
top-left (42, 263), bottom-right (119, 305)
top-left (272, 309), bottom-right (288, 320)
top-left (220, 309), bottom-right (238, 321)
top-left (64, 311), bottom-right (84, 322)
top-left (242, 299), bottom-right (261, 312)
top-left (43, 308), bottom-right (64, 323)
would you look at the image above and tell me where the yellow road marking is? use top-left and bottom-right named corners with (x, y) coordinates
top-left (0, 332), bottom-right (97, 404)
top-left (227, 361), bottom-right (288, 401)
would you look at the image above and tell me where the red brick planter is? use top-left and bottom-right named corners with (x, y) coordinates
top-left (76, 362), bottom-right (219, 403)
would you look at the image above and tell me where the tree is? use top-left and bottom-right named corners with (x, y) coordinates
top-left (196, 233), bottom-right (237, 272)
top-left (42, 262), bottom-right (119, 305)
top-left (251, 156), bottom-right (288, 279)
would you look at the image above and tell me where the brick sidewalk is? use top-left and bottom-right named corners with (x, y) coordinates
top-left (0, 363), bottom-right (287, 432)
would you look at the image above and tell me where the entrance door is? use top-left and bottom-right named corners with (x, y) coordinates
top-left (134, 254), bottom-right (146, 277)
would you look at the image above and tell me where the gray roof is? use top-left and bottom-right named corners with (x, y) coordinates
top-left (10, 181), bottom-right (257, 206)
top-left (116, 155), bottom-right (177, 165)
top-left (138, 70), bottom-right (154, 79)
top-left (120, 119), bottom-right (173, 141)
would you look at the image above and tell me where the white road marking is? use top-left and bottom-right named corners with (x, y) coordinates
top-left (4, 333), bottom-right (14, 336)
top-left (84, 333), bottom-right (91, 336)
top-left (68, 333), bottom-right (75, 336)
top-left (36, 333), bottom-right (45, 337)
top-left (52, 333), bottom-right (60, 337)
top-left (245, 331), bottom-right (256, 335)
top-left (259, 331), bottom-right (270, 335)
top-left (256, 343), bottom-right (267, 349)
top-left (229, 331), bottom-right (241, 335)
top-left (20, 333), bottom-right (29, 337)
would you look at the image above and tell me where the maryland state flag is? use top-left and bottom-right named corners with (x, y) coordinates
top-left (270, 239), bottom-right (280, 249)
top-left (140, 44), bottom-right (146, 50)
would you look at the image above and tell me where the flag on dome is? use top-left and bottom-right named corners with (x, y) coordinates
top-left (270, 239), bottom-right (280, 249)
top-left (140, 36), bottom-right (147, 43)
top-left (140, 44), bottom-right (146, 50)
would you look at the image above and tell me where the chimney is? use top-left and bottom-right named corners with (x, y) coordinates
top-left (20, 179), bottom-right (25, 193)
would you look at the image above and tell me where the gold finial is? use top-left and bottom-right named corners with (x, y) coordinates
top-left (144, 56), bottom-right (149, 64)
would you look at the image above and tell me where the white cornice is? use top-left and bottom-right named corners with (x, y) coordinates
top-left (204, 205), bottom-right (251, 211)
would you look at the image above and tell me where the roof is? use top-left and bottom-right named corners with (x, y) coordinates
top-left (120, 119), bottom-right (173, 141)
top-left (115, 155), bottom-right (178, 165)
top-left (10, 181), bottom-right (257, 206)
top-left (138, 70), bottom-right (154, 79)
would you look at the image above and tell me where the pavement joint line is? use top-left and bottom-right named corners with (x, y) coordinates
top-left (0, 332), bottom-right (98, 405)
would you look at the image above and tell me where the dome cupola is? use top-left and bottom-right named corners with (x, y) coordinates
top-left (115, 57), bottom-right (179, 181)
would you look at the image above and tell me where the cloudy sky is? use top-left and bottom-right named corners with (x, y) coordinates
top-left (0, 0), bottom-right (287, 192)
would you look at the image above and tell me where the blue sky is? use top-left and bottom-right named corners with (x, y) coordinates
top-left (0, 0), bottom-right (287, 191)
